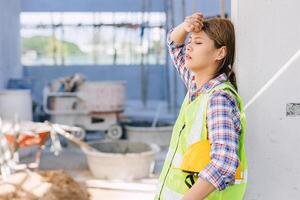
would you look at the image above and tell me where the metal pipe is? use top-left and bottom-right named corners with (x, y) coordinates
top-left (220, 0), bottom-right (225, 18)
top-left (182, 0), bottom-right (188, 96)
top-left (170, 0), bottom-right (178, 112)
top-left (164, 0), bottom-right (171, 112)
top-left (140, 0), bottom-right (147, 108)
top-left (192, 0), bottom-right (199, 13)
top-left (112, 13), bottom-right (117, 65)
top-left (51, 13), bottom-right (57, 65)
top-left (181, 0), bottom-right (186, 20)
top-left (22, 23), bottom-right (164, 29)
top-left (60, 13), bottom-right (65, 66)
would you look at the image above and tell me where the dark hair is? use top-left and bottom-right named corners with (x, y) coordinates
top-left (202, 17), bottom-right (238, 91)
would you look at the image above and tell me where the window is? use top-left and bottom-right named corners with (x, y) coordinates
top-left (21, 12), bottom-right (166, 66)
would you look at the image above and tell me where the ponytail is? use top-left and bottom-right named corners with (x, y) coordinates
top-left (215, 57), bottom-right (238, 92)
top-left (227, 65), bottom-right (238, 92)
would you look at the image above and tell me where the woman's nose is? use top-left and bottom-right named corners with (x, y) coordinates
top-left (186, 44), bottom-right (192, 52)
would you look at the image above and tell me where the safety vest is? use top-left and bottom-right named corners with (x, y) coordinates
top-left (154, 81), bottom-right (248, 200)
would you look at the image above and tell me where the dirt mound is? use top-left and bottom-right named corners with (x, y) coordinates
top-left (0, 170), bottom-right (90, 200)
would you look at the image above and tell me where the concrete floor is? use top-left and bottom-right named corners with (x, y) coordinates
top-left (88, 188), bottom-right (155, 200)
top-left (70, 170), bottom-right (158, 200)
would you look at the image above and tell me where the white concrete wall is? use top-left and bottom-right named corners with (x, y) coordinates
top-left (232, 0), bottom-right (300, 199)
top-left (0, 0), bottom-right (22, 89)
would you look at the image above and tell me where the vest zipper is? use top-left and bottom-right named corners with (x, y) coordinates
top-left (158, 124), bottom-right (186, 199)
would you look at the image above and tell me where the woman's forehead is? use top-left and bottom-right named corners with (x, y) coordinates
top-left (190, 31), bottom-right (207, 39)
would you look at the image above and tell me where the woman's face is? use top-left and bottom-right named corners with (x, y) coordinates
top-left (185, 30), bottom-right (219, 72)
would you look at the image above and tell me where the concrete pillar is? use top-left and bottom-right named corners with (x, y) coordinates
top-left (0, 0), bottom-right (22, 89)
top-left (232, 0), bottom-right (300, 199)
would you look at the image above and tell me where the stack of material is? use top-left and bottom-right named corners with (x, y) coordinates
top-left (0, 170), bottom-right (90, 200)
top-left (50, 74), bottom-right (85, 93)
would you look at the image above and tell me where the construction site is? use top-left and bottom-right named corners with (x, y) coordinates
top-left (0, 0), bottom-right (299, 199)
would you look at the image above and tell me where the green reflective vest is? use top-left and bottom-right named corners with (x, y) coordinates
top-left (155, 81), bottom-right (248, 200)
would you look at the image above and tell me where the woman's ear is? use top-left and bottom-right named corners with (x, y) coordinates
top-left (215, 46), bottom-right (227, 61)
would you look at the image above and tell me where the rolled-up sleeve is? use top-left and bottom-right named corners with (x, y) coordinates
top-left (198, 90), bottom-right (242, 191)
top-left (167, 28), bottom-right (192, 88)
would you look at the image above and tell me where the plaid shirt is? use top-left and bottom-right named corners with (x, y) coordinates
top-left (167, 29), bottom-right (242, 191)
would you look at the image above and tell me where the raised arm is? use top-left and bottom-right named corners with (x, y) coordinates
top-left (167, 12), bottom-right (204, 88)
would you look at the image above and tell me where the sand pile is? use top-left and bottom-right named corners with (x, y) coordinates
top-left (0, 170), bottom-right (89, 200)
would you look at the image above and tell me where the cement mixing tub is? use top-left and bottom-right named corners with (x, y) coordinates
top-left (125, 121), bottom-right (173, 147)
top-left (82, 140), bottom-right (159, 180)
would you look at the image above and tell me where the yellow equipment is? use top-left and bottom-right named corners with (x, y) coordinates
top-left (178, 139), bottom-right (243, 180)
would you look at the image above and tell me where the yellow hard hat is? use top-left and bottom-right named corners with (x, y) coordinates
top-left (178, 140), bottom-right (243, 180)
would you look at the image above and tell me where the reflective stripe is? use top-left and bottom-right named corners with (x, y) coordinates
top-left (234, 179), bottom-right (243, 184)
top-left (235, 179), bottom-right (246, 184)
top-left (165, 149), bottom-right (173, 161)
top-left (165, 149), bottom-right (182, 168)
top-left (244, 169), bottom-right (248, 182)
top-left (162, 186), bottom-right (183, 200)
top-left (172, 153), bottom-right (183, 168)
top-left (188, 94), bottom-right (209, 146)
top-left (235, 170), bottom-right (248, 184)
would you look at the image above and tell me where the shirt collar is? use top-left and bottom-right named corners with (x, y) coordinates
top-left (192, 73), bottom-right (228, 94)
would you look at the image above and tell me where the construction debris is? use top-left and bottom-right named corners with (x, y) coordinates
top-left (0, 170), bottom-right (90, 200)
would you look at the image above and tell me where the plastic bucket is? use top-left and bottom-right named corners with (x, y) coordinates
top-left (0, 90), bottom-right (33, 121)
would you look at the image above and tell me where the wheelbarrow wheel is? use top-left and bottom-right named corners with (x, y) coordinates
top-left (71, 128), bottom-right (86, 141)
top-left (107, 124), bottom-right (123, 140)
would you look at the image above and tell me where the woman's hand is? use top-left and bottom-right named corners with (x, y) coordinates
top-left (183, 12), bottom-right (204, 33)
top-left (169, 12), bottom-right (204, 45)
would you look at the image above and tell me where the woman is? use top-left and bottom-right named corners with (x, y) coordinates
top-left (155, 12), bottom-right (248, 200)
